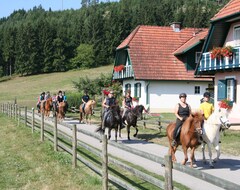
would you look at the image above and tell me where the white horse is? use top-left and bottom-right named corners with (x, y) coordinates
top-left (202, 108), bottom-right (231, 168)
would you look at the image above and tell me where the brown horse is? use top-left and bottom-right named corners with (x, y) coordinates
top-left (44, 97), bottom-right (52, 117)
top-left (57, 102), bottom-right (66, 120)
top-left (79, 100), bottom-right (96, 124)
top-left (166, 112), bottom-right (203, 167)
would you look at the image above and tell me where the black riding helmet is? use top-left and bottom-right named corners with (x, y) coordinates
top-left (203, 92), bottom-right (211, 98)
top-left (179, 93), bottom-right (187, 98)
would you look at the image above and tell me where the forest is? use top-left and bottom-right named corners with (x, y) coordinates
top-left (0, 0), bottom-right (230, 76)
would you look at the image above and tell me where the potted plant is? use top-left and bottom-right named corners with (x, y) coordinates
top-left (114, 65), bottom-right (125, 72)
top-left (218, 99), bottom-right (233, 110)
top-left (210, 47), bottom-right (222, 59)
top-left (221, 46), bottom-right (233, 58)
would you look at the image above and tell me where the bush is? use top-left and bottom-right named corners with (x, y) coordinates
top-left (66, 92), bottom-right (83, 109)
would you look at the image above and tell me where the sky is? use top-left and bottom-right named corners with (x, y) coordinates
top-left (0, 0), bottom-right (82, 19)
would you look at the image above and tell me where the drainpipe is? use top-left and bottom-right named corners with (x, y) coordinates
top-left (146, 81), bottom-right (150, 106)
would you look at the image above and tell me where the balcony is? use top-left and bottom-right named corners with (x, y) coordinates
top-left (113, 65), bottom-right (134, 80)
top-left (198, 47), bottom-right (240, 74)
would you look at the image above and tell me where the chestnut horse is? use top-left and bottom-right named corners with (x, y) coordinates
top-left (57, 102), bottom-right (66, 120)
top-left (79, 100), bottom-right (96, 124)
top-left (166, 112), bottom-right (203, 167)
top-left (44, 97), bottom-right (53, 117)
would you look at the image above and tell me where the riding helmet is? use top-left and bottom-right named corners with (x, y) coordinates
top-left (203, 92), bottom-right (210, 98)
top-left (179, 93), bottom-right (187, 98)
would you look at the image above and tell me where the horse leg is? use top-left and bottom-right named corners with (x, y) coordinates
top-left (181, 146), bottom-right (188, 165)
top-left (115, 126), bottom-right (117, 142)
top-left (108, 128), bottom-right (112, 140)
top-left (202, 143), bottom-right (207, 164)
top-left (133, 126), bottom-right (138, 137)
top-left (118, 124), bottom-right (122, 138)
top-left (79, 112), bottom-right (82, 123)
top-left (190, 147), bottom-right (196, 168)
top-left (206, 142), bottom-right (214, 168)
top-left (127, 125), bottom-right (131, 140)
top-left (213, 142), bottom-right (220, 163)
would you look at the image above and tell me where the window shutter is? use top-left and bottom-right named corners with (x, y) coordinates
top-left (134, 83), bottom-right (137, 97)
top-left (217, 80), bottom-right (226, 100)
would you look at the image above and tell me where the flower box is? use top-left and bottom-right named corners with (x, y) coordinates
top-left (218, 99), bottom-right (233, 110)
top-left (114, 65), bottom-right (125, 72)
top-left (210, 46), bottom-right (233, 59)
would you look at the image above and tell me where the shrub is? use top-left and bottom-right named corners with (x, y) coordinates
top-left (67, 92), bottom-right (83, 108)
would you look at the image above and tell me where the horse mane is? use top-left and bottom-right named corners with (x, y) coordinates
top-left (181, 112), bottom-right (203, 135)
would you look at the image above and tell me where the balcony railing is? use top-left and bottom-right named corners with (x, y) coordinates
top-left (198, 47), bottom-right (240, 73)
top-left (113, 65), bottom-right (134, 79)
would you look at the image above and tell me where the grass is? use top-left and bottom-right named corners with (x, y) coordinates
top-left (0, 65), bottom-right (113, 108)
top-left (0, 114), bottom-right (103, 190)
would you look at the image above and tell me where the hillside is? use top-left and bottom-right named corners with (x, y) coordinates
top-left (0, 65), bottom-right (113, 107)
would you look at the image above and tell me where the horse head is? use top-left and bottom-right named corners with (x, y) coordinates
top-left (182, 112), bottom-right (203, 135)
top-left (133, 105), bottom-right (146, 119)
top-left (213, 108), bottom-right (230, 129)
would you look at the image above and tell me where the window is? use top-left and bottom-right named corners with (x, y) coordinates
top-left (217, 78), bottom-right (236, 101)
top-left (234, 26), bottom-right (240, 46)
top-left (134, 83), bottom-right (141, 98)
top-left (125, 83), bottom-right (131, 93)
top-left (194, 86), bottom-right (200, 94)
top-left (195, 52), bottom-right (201, 63)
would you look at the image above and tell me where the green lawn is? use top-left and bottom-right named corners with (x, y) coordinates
top-left (0, 114), bottom-right (102, 190)
top-left (0, 65), bottom-right (113, 108)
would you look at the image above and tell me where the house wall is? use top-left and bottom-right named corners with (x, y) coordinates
top-left (224, 21), bottom-right (240, 47)
top-left (123, 79), bottom-right (212, 113)
top-left (215, 72), bottom-right (240, 122)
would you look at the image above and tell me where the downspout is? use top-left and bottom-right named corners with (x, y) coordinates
top-left (146, 81), bottom-right (150, 106)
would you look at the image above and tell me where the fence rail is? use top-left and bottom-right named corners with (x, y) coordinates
top-left (1, 102), bottom-right (240, 190)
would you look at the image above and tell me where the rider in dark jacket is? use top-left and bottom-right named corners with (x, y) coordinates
top-left (82, 90), bottom-right (90, 114)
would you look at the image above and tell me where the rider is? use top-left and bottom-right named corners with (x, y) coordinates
top-left (56, 90), bottom-right (64, 112)
top-left (52, 93), bottom-right (57, 112)
top-left (101, 90), bottom-right (118, 128)
top-left (172, 93), bottom-right (191, 147)
top-left (199, 92), bottom-right (214, 120)
top-left (62, 91), bottom-right (68, 113)
top-left (82, 90), bottom-right (90, 114)
top-left (122, 90), bottom-right (133, 125)
top-left (36, 92), bottom-right (45, 113)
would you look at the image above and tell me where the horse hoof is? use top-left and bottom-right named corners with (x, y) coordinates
top-left (133, 134), bottom-right (137, 137)
top-left (210, 165), bottom-right (214, 169)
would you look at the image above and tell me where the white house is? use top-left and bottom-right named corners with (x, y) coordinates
top-left (113, 24), bottom-right (212, 113)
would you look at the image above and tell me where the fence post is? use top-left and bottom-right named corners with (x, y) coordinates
top-left (18, 107), bottom-right (21, 126)
top-left (164, 155), bottom-right (173, 190)
top-left (10, 104), bottom-right (12, 118)
top-left (54, 111), bottom-right (58, 151)
top-left (72, 124), bottom-right (77, 168)
top-left (24, 107), bottom-right (27, 127)
top-left (143, 121), bottom-right (146, 129)
top-left (41, 112), bottom-right (44, 142)
top-left (102, 134), bottom-right (108, 190)
top-left (158, 120), bottom-right (162, 132)
top-left (8, 103), bottom-right (10, 117)
top-left (32, 108), bottom-right (35, 133)
top-left (15, 104), bottom-right (17, 120)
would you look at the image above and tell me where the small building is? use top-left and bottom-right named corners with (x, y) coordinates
top-left (113, 24), bottom-right (212, 112)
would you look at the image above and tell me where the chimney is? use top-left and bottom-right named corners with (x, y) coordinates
top-left (170, 22), bottom-right (181, 32)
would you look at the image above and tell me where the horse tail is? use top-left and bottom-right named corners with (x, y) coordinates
top-left (95, 126), bottom-right (104, 134)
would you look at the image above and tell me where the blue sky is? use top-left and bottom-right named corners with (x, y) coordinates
top-left (1, 0), bottom-right (81, 18)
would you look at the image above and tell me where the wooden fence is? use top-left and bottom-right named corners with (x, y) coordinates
top-left (1, 102), bottom-right (240, 190)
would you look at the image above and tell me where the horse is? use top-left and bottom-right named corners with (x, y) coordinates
top-left (95, 106), bottom-right (123, 142)
top-left (57, 102), bottom-right (66, 120)
top-left (202, 108), bottom-right (230, 168)
top-left (121, 105), bottom-right (147, 140)
top-left (166, 112), bottom-right (204, 167)
top-left (79, 100), bottom-right (96, 124)
top-left (43, 97), bottom-right (53, 117)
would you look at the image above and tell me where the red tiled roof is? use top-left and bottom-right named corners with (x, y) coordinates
top-left (211, 0), bottom-right (240, 21)
top-left (174, 29), bottom-right (208, 55)
top-left (117, 25), bottom-right (210, 81)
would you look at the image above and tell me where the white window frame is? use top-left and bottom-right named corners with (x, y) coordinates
top-left (226, 78), bottom-right (235, 101)
top-left (233, 25), bottom-right (240, 46)
top-left (195, 52), bottom-right (201, 63)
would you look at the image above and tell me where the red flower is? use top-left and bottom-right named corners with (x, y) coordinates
top-left (218, 99), bottom-right (232, 109)
top-left (114, 65), bottom-right (125, 72)
top-left (103, 89), bottom-right (110, 96)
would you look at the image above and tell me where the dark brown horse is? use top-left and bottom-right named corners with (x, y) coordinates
top-left (79, 100), bottom-right (96, 124)
top-left (57, 102), bottom-right (66, 120)
top-left (166, 112), bottom-right (203, 167)
top-left (96, 106), bottom-right (123, 142)
top-left (122, 105), bottom-right (146, 140)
